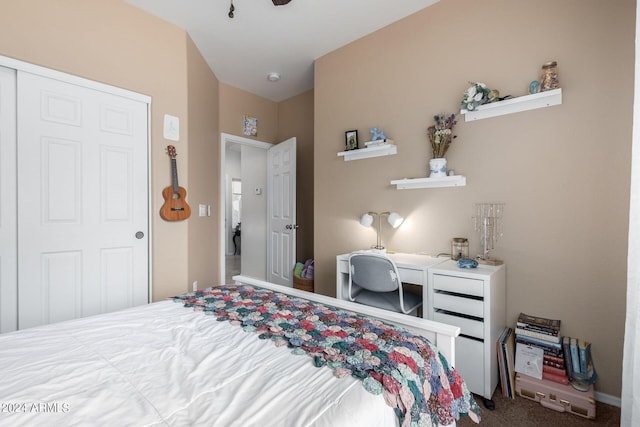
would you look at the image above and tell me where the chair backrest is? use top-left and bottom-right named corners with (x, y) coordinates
top-left (348, 253), bottom-right (400, 293)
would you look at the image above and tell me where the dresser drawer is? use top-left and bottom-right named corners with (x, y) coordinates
top-left (433, 274), bottom-right (484, 297)
top-left (434, 310), bottom-right (484, 339)
top-left (433, 292), bottom-right (484, 318)
top-left (454, 336), bottom-right (484, 396)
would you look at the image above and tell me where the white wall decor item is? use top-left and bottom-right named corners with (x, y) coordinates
top-left (163, 114), bottom-right (180, 141)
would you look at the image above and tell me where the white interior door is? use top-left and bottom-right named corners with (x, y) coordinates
top-left (267, 137), bottom-right (296, 286)
top-left (17, 71), bottom-right (149, 329)
top-left (0, 66), bottom-right (17, 333)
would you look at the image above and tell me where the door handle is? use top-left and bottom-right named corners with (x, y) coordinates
top-left (135, 231), bottom-right (145, 239)
top-left (285, 224), bottom-right (299, 230)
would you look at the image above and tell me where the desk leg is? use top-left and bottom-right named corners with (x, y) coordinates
top-left (336, 272), bottom-right (347, 300)
top-left (422, 284), bottom-right (429, 319)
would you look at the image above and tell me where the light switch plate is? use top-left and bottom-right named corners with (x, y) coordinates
top-left (163, 114), bottom-right (180, 141)
top-left (198, 204), bottom-right (206, 217)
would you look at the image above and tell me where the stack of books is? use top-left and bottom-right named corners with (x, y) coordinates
top-left (515, 313), bottom-right (568, 385)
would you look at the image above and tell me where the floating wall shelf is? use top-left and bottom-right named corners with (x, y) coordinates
top-left (461, 88), bottom-right (562, 122)
top-left (390, 175), bottom-right (466, 190)
top-left (337, 143), bottom-right (397, 161)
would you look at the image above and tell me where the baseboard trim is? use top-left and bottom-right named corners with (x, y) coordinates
top-left (595, 391), bottom-right (621, 407)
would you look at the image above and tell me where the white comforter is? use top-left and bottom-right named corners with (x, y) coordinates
top-left (0, 301), bottom-right (398, 427)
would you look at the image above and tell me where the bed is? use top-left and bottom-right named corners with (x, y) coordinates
top-left (0, 276), bottom-right (480, 426)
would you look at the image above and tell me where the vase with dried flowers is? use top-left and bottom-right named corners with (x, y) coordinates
top-left (427, 113), bottom-right (457, 177)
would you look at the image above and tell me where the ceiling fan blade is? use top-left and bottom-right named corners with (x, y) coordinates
top-left (272, 0), bottom-right (291, 5)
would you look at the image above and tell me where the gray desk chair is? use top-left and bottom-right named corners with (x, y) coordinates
top-left (347, 252), bottom-right (422, 316)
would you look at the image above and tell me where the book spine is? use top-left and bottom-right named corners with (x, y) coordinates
top-left (499, 350), bottom-right (508, 397)
top-left (543, 364), bottom-right (567, 376)
top-left (562, 336), bottom-right (573, 379)
top-left (517, 312), bottom-right (561, 330)
top-left (515, 332), bottom-right (562, 349)
top-left (544, 354), bottom-right (565, 365)
top-left (542, 371), bottom-right (569, 385)
top-left (497, 328), bottom-right (509, 398)
top-left (543, 359), bottom-right (564, 369)
top-left (515, 327), bottom-right (561, 343)
top-left (504, 328), bottom-right (517, 400)
top-left (579, 340), bottom-right (590, 375)
top-left (570, 338), bottom-right (581, 374)
top-left (516, 322), bottom-right (559, 336)
top-left (586, 353), bottom-right (598, 385)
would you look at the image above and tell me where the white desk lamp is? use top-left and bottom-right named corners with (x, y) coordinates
top-left (359, 211), bottom-right (404, 253)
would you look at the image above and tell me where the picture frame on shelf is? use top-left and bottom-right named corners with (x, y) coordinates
top-left (345, 130), bottom-right (359, 150)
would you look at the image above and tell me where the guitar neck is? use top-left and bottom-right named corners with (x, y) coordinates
top-left (171, 158), bottom-right (180, 193)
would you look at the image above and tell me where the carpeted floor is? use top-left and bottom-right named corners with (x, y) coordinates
top-left (456, 389), bottom-right (620, 426)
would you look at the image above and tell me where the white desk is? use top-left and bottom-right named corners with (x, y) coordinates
top-left (336, 252), bottom-right (506, 406)
top-left (335, 252), bottom-right (448, 318)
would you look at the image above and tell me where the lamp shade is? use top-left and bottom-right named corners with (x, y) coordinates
top-left (359, 213), bottom-right (374, 227)
top-left (387, 212), bottom-right (404, 228)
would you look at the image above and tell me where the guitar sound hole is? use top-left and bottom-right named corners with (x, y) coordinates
top-left (172, 192), bottom-right (181, 200)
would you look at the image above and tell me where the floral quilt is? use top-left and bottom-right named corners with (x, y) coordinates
top-left (174, 285), bottom-right (480, 426)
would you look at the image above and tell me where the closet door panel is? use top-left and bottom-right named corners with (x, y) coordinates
top-left (0, 66), bottom-right (17, 333)
top-left (17, 71), bottom-right (149, 329)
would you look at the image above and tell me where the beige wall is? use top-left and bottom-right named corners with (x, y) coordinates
top-left (0, 1), bottom-right (203, 301)
top-left (278, 90), bottom-right (315, 262)
top-left (186, 37), bottom-right (220, 289)
top-left (219, 83), bottom-right (278, 142)
top-left (314, 0), bottom-right (634, 398)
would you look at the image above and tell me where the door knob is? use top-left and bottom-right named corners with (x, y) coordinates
top-left (135, 231), bottom-right (144, 239)
top-left (285, 224), bottom-right (299, 230)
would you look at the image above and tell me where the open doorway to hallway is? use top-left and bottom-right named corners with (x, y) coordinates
top-left (219, 133), bottom-right (297, 286)
top-left (225, 176), bottom-right (242, 283)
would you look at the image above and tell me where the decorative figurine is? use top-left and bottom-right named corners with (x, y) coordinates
top-left (369, 127), bottom-right (386, 142)
top-left (528, 80), bottom-right (540, 94)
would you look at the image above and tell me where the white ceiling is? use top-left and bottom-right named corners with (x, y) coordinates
top-left (124, 0), bottom-right (439, 102)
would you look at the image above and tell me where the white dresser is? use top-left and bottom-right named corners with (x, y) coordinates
top-left (427, 260), bottom-right (506, 406)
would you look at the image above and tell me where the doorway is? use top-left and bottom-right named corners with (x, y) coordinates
top-left (220, 134), bottom-right (271, 284)
top-left (219, 133), bottom-right (296, 286)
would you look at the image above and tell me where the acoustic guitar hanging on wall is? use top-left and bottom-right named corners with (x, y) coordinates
top-left (160, 145), bottom-right (191, 221)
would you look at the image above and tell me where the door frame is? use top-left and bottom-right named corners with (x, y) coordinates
top-left (0, 54), bottom-right (153, 303)
top-left (219, 133), bottom-right (272, 284)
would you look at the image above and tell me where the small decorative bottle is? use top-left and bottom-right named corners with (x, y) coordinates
top-left (451, 238), bottom-right (469, 261)
top-left (540, 61), bottom-right (559, 91)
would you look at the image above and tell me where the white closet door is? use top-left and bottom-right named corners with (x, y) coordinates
top-left (17, 71), bottom-right (149, 329)
top-left (0, 66), bottom-right (17, 333)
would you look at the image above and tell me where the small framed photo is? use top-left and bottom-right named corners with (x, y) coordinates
top-left (242, 115), bottom-right (258, 137)
top-left (345, 130), bottom-right (359, 150)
